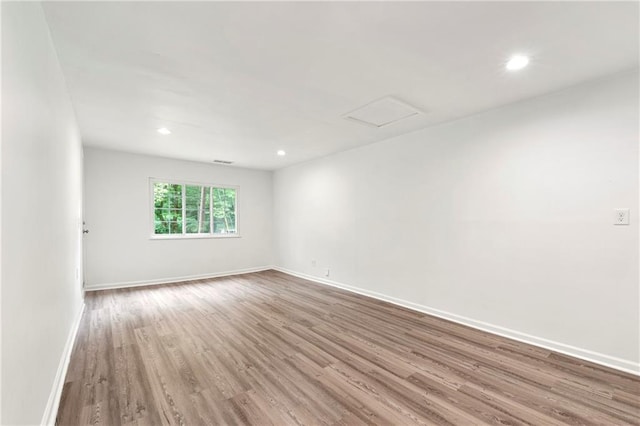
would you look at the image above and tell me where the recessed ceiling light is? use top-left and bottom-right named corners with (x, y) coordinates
top-left (157, 127), bottom-right (171, 135)
top-left (506, 55), bottom-right (529, 71)
top-left (277, 150), bottom-right (286, 156)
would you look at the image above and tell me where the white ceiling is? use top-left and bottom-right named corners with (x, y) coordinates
top-left (43, 2), bottom-right (639, 170)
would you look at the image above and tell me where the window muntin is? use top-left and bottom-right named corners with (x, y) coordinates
top-left (152, 179), bottom-right (237, 238)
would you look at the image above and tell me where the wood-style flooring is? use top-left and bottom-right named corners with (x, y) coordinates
top-left (57, 270), bottom-right (640, 425)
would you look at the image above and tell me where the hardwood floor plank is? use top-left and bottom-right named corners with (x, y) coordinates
top-left (56, 270), bottom-right (640, 425)
top-left (113, 344), bottom-right (162, 425)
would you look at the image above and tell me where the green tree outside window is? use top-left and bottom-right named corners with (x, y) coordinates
top-left (153, 181), bottom-right (236, 236)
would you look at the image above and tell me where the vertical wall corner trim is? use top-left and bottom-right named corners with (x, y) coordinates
top-left (40, 302), bottom-right (86, 426)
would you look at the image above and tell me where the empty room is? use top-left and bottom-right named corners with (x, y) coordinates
top-left (1, 1), bottom-right (639, 425)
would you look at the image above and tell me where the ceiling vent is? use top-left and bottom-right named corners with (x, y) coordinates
top-left (213, 159), bottom-right (233, 165)
top-left (343, 96), bottom-right (423, 128)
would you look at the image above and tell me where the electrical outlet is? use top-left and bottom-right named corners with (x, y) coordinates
top-left (614, 208), bottom-right (630, 225)
top-left (311, 259), bottom-right (316, 267)
top-left (324, 268), bottom-right (330, 277)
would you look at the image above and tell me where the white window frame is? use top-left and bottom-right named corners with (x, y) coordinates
top-left (149, 177), bottom-right (240, 240)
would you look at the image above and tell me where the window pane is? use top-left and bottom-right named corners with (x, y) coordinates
top-left (155, 220), bottom-right (169, 234)
top-left (154, 183), bottom-right (182, 209)
top-left (185, 185), bottom-right (211, 233)
top-left (213, 187), bottom-right (236, 234)
top-left (168, 184), bottom-right (182, 208)
top-left (154, 182), bottom-right (183, 234)
top-left (154, 215), bottom-right (183, 234)
top-left (154, 183), bottom-right (166, 208)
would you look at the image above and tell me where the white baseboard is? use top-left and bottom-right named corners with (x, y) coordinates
top-left (273, 266), bottom-right (640, 377)
top-left (41, 301), bottom-right (86, 426)
top-left (85, 266), bottom-right (273, 292)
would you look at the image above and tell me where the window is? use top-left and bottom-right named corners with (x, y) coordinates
top-left (151, 179), bottom-right (238, 238)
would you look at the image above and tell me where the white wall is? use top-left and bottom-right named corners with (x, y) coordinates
top-left (84, 148), bottom-right (273, 288)
top-left (274, 71), bottom-right (639, 372)
top-left (1, 3), bottom-right (85, 424)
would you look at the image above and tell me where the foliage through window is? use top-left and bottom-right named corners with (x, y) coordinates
top-left (153, 180), bottom-right (237, 237)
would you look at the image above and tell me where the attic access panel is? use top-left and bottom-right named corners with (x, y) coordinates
top-left (343, 96), bottom-right (423, 128)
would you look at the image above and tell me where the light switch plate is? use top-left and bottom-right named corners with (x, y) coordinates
top-left (614, 208), bottom-right (630, 225)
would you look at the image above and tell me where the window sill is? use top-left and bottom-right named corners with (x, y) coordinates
top-left (149, 234), bottom-right (241, 240)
